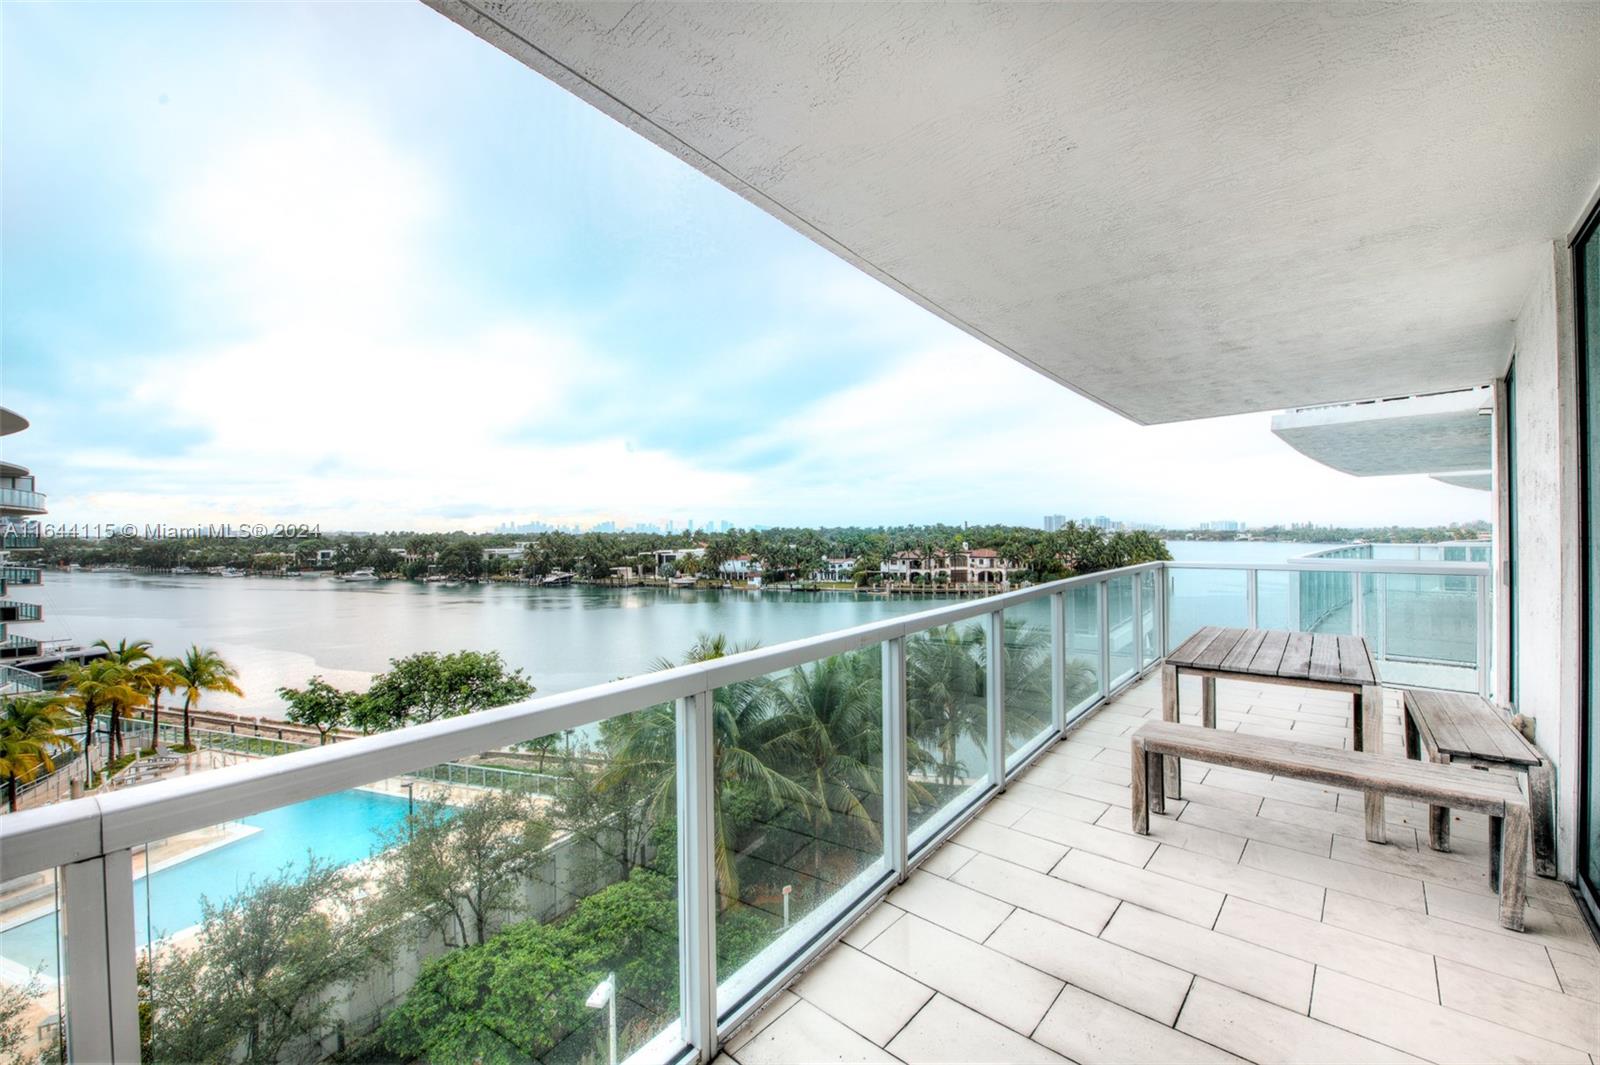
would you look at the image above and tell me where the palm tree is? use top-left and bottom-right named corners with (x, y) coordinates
top-left (762, 651), bottom-right (884, 869)
top-left (92, 639), bottom-right (153, 756)
top-left (172, 646), bottom-right (244, 749)
top-left (130, 657), bottom-right (183, 747)
top-left (905, 623), bottom-right (988, 788)
top-left (0, 696), bottom-right (80, 811)
top-left (52, 657), bottom-right (141, 768)
top-left (600, 633), bottom-right (813, 907)
top-left (999, 616), bottom-right (1052, 747)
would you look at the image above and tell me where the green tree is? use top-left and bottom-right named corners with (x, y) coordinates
top-left (601, 635), bottom-right (812, 906)
top-left (0, 696), bottom-right (78, 812)
top-left (350, 650), bottom-right (533, 733)
top-left (373, 789), bottom-right (552, 948)
top-left (146, 858), bottom-right (389, 1065)
top-left (129, 656), bottom-right (182, 743)
top-left (906, 623), bottom-right (988, 788)
top-left (0, 972), bottom-right (45, 1065)
top-left (276, 677), bottom-right (354, 745)
top-left (91, 638), bottom-right (153, 756)
top-left (172, 645), bottom-right (244, 749)
top-left (51, 657), bottom-right (139, 773)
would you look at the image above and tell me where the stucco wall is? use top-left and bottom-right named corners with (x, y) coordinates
top-left (1507, 240), bottom-right (1581, 881)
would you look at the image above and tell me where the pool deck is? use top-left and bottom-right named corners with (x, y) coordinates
top-left (719, 673), bottom-right (1600, 1065)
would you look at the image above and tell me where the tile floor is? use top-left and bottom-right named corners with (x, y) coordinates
top-left (716, 673), bottom-right (1600, 1064)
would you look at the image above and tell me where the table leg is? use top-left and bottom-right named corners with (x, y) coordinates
top-left (1201, 676), bottom-right (1217, 729)
top-left (1429, 752), bottom-right (1452, 852)
top-left (1529, 759), bottom-right (1556, 879)
top-left (1497, 807), bottom-right (1529, 932)
top-left (1150, 751), bottom-right (1166, 817)
top-left (1161, 663), bottom-right (1182, 800)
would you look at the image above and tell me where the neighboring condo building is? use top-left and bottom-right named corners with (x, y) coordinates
top-left (0, 407), bottom-right (45, 694)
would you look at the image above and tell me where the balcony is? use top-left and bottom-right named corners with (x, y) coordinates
top-left (0, 600), bottom-right (42, 624)
top-left (0, 488), bottom-right (46, 516)
top-left (0, 552), bottom-right (1559, 1065)
top-left (2, 526), bottom-right (40, 549)
top-left (0, 564), bottom-right (41, 587)
top-left (0, 664), bottom-right (43, 695)
top-left (0, 633), bottom-right (40, 659)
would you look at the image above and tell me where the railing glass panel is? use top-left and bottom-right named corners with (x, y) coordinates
top-left (1139, 571), bottom-right (1159, 668)
top-left (1003, 598), bottom-right (1053, 766)
top-left (1167, 569), bottom-right (1247, 647)
top-left (906, 623), bottom-right (990, 849)
top-left (1361, 572), bottom-right (1480, 690)
top-left (1064, 584), bottom-right (1101, 718)
top-left (133, 704), bottom-right (684, 1065)
top-left (714, 646), bottom-right (887, 1012)
top-left (0, 869), bottom-right (62, 1063)
top-left (1106, 575), bottom-right (1137, 686)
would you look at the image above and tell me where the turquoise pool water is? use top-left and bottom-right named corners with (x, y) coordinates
top-left (0, 788), bottom-right (416, 981)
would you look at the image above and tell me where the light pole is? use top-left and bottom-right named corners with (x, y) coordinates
top-left (586, 972), bottom-right (617, 1065)
top-left (402, 782), bottom-right (415, 840)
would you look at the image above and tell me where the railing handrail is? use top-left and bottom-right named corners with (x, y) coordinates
top-left (1166, 559), bottom-right (1489, 576)
top-left (0, 562), bottom-right (1163, 880)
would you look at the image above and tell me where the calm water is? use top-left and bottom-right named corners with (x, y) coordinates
top-left (38, 572), bottom-right (964, 714)
top-left (36, 542), bottom-right (1342, 715)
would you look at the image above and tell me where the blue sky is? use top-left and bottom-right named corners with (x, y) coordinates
top-left (2, 3), bottom-right (1488, 532)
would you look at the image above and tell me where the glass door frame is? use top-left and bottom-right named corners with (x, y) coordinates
top-left (1575, 191), bottom-right (1600, 924)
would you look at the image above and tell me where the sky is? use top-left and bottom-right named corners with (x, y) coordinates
top-left (2, 3), bottom-right (1490, 534)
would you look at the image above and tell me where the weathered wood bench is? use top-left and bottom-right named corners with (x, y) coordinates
top-left (1403, 689), bottom-right (1556, 879)
top-left (1129, 720), bottom-right (1531, 931)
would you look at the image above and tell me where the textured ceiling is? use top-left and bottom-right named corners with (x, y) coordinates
top-left (1270, 390), bottom-right (1493, 477)
top-left (429, 1), bottom-right (1600, 424)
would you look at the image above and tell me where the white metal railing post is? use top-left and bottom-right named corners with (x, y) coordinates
top-left (882, 638), bottom-right (908, 880)
top-left (1097, 580), bottom-right (1111, 699)
top-left (1351, 571), bottom-right (1364, 638)
top-left (1246, 568), bottom-right (1258, 629)
top-left (676, 692), bottom-right (718, 1061)
top-left (1290, 567), bottom-right (1303, 630)
top-left (1050, 592), bottom-right (1067, 734)
top-left (1131, 574), bottom-right (1144, 667)
top-left (987, 610), bottom-right (1005, 791)
top-left (61, 850), bottom-right (139, 1064)
top-left (1477, 574), bottom-right (1492, 698)
top-left (1156, 566), bottom-right (1168, 659)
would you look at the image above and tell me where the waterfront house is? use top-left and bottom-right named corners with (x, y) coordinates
top-left (5, 7), bottom-right (1600, 1065)
top-left (967, 547), bottom-right (1011, 585)
top-left (719, 555), bottom-right (763, 579)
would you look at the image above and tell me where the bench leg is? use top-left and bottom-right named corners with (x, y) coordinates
top-left (1403, 710), bottom-right (1419, 760)
top-left (1488, 815), bottom-right (1502, 892)
top-left (1200, 676), bottom-right (1217, 729)
top-left (1528, 759), bottom-right (1557, 880)
top-left (1495, 808), bottom-right (1530, 932)
top-left (1161, 663), bottom-right (1182, 801)
top-left (1359, 684), bottom-right (1385, 843)
top-left (1428, 752), bottom-right (1452, 853)
top-left (1130, 737), bottom-right (1149, 834)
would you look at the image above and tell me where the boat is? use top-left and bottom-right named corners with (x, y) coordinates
top-left (170, 565), bottom-right (194, 574)
top-left (338, 568), bottom-right (379, 582)
top-left (540, 571), bottom-right (575, 587)
top-left (669, 575), bottom-right (698, 587)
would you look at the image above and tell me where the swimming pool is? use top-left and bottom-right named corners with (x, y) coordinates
top-left (0, 788), bottom-right (417, 981)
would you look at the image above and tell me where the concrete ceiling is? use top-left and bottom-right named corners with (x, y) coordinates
top-left (1269, 388), bottom-right (1492, 477)
top-left (1433, 472), bottom-right (1492, 492)
top-left (429, 1), bottom-right (1600, 424)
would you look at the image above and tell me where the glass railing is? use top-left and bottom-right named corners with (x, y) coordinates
top-left (0, 664), bottom-right (44, 693)
top-left (1, 527), bottom-right (40, 549)
top-left (0, 488), bottom-right (46, 513)
top-left (1166, 556), bottom-right (1490, 694)
top-left (0, 600), bottom-right (42, 623)
top-left (0, 563), bottom-right (1164, 1065)
top-left (0, 565), bottom-right (41, 586)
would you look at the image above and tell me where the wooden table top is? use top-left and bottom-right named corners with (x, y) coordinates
top-left (1167, 626), bottom-right (1379, 686)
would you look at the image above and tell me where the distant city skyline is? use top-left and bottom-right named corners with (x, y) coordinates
top-left (5, 4), bottom-right (1491, 534)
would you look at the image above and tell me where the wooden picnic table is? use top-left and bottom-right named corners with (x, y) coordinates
top-left (1162, 626), bottom-right (1385, 839)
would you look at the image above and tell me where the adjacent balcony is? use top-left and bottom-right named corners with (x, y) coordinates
top-left (0, 554), bottom-right (1573, 1065)
top-left (0, 564), bottom-right (42, 587)
top-left (2, 526), bottom-right (41, 550)
top-left (0, 488), bottom-right (47, 516)
top-left (0, 600), bottom-right (42, 624)
top-left (0, 664), bottom-right (43, 695)
top-left (0, 633), bottom-right (41, 659)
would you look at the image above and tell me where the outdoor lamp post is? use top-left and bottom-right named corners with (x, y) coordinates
top-left (586, 971), bottom-right (617, 1065)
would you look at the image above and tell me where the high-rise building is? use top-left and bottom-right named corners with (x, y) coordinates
top-left (1043, 514), bottom-right (1066, 532)
top-left (0, 407), bottom-right (45, 695)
